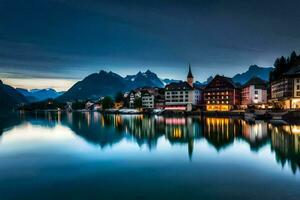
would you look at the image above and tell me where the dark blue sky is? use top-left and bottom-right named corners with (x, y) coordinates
top-left (1, 0), bottom-right (300, 90)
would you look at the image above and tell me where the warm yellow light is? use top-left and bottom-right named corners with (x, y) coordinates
top-left (206, 105), bottom-right (230, 111)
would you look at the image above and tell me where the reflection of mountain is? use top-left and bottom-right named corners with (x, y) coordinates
top-left (269, 124), bottom-right (300, 174)
top-left (203, 118), bottom-right (242, 151)
top-left (6, 112), bottom-right (300, 174)
top-left (62, 113), bottom-right (125, 148)
top-left (0, 113), bottom-right (22, 136)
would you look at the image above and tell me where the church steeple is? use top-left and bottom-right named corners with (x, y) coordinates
top-left (187, 63), bottom-right (194, 87)
top-left (187, 63), bottom-right (193, 79)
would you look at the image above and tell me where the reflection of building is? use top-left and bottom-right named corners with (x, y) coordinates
top-left (165, 65), bottom-right (202, 111)
top-left (203, 117), bottom-right (242, 150)
top-left (270, 66), bottom-right (300, 109)
top-left (241, 77), bottom-right (267, 108)
top-left (269, 124), bottom-right (300, 173)
top-left (204, 75), bottom-right (241, 111)
top-left (241, 120), bottom-right (268, 150)
top-left (124, 115), bottom-right (164, 149)
top-left (164, 117), bottom-right (202, 159)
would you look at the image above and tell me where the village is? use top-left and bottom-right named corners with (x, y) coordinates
top-left (68, 62), bottom-right (300, 120)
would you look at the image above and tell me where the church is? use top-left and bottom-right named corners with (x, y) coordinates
top-left (164, 65), bottom-right (202, 111)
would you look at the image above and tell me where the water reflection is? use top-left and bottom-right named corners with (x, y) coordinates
top-left (269, 124), bottom-right (300, 174)
top-left (4, 112), bottom-right (300, 174)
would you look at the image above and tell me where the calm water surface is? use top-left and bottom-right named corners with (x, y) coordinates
top-left (0, 112), bottom-right (300, 200)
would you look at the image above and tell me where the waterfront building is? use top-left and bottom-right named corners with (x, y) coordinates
top-left (141, 88), bottom-right (165, 109)
top-left (241, 77), bottom-right (268, 108)
top-left (270, 65), bottom-right (300, 109)
top-left (128, 90), bottom-right (141, 108)
top-left (85, 101), bottom-right (95, 110)
top-left (164, 65), bottom-right (202, 111)
top-left (204, 75), bottom-right (241, 111)
top-left (141, 90), bottom-right (155, 109)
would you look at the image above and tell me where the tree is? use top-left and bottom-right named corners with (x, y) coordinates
top-left (72, 100), bottom-right (86, 110)
top-left (115, 92), bottom-right (124, 103)
top-left (134, 97), bottom-right (142, 108)
top-left (102, 96), bottom-right (114, 109)
top-left (290, 51), bottom-right (297, 64)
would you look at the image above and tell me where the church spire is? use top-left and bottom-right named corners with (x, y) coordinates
top-left (187, 63), bottom-right (194, 87)
top-left (187, 63), bottom-right (193, 78)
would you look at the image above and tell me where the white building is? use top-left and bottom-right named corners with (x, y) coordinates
top-left (141, 91), bottom-right (155, 108)
top-left (128, 90), bottom-right (141, 108)
top-left (241, 77), bottom-right (267, 108)
top-left (164, 65), bottom-right (202, 111)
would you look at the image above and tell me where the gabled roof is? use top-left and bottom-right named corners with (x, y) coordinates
top-left (242, 77), bottom-right (267, 89)
top-left (206, 75), bottom-right (238, 89)
top-left (165, 81), bottom-right (193, 90)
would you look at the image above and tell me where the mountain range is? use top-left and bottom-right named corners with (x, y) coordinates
top-left (58, 65), bottom-right (273, 102)
top-left (57, 70), bottom-right (164, 101)
top-left (232, 65), bottom-right (273, 84)
top-left (0, 80), bottom-right (28, 112)
top-left (0, 65), bottom-right (274, 105)
top-left (16, 88), bottom-right (64, 102)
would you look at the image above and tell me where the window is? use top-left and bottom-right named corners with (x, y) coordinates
top-left (297, 85), bottom-right (300, 90)
top-left (254, 90), bottom-right (258, 94)
top-left (297, 91), bottom-right (300, 96)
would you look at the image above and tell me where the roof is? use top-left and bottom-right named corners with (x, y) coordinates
top-left (206, 75), bottom-right (238, 89)
top-left (187, 64), bottom-right (193, 78)
top-left (283, 65), bottom-right (300, 76)
top-left (242, 77), bottom-right (267, 89)
top-left (165, 81), bottom-right (193, 91)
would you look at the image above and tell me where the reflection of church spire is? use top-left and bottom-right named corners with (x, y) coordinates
top-left (188, 139), bottom-right (194, 161)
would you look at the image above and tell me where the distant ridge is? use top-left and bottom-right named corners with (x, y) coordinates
top-left (17, 88), bottom-right (63, 102)
top-left (57, 66), bottom-right (274, 102)
top-left (0, 80), bottom-right (28, 112)
top-left (57, 70), bottom-right (164, 101)
top-left (232, 65), bottom-right (273, 84)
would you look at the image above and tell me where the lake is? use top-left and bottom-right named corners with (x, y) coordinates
top-left (0, 112), bottom-right (299, 200)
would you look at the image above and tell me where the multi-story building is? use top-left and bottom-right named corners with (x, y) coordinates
top-left (204, 75), bottom-right (241, 111)
top-left (141, 88), bottom-right (165, 109)
top-left (270, 66), bottom-right (300, 109)
top-left (164, 65), bottom-right (202, 111)
top-left (141, 90), bottom-right (155, 109)
top-left (127, 90), bottom-right (141, 108)
top-left (241, 77), bottom-right (268, 108)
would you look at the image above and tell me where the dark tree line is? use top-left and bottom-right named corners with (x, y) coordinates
top-left (270, 51), bottom-right (300, 81)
